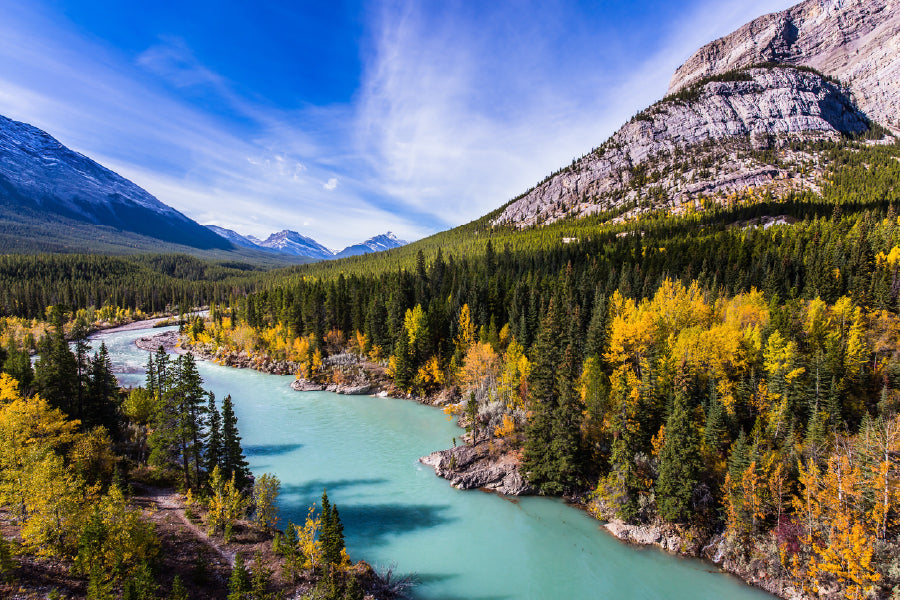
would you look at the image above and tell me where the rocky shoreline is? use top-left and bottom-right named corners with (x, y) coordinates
top-left (136, 328), bottom-right (798, 599)
top-left (418, 440), bottom-right (531, 496)
top-left (599, 518), bottom-right (798, 598)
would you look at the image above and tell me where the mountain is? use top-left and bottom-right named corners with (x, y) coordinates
top-left (0, 114), bottom-right (230, 251)
top-left (668, 0), bottom-right (900, 132)
top-left (256, 230), bottom-right (334, 260)
top-left (205, 225), bottom-right (266, 250)
top-left (491, 0), bottom-right (898, 230)
top-left (205, 225), bottom-right (406, 260)
top-left (494, 66), bottom-right (873, 228)
top-left (335, 232), bottom-right (408, 258)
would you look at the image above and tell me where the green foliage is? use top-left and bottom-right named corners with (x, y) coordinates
top-left (0, 253), bottom-right (263, 319)
top-left (228, 553), bottom-right (251, 600)
top-left (275, 522), bottom-right (306, 583)
top-left (221, 394), bottom-right (251, 490)
top-left (123, 387), bottom-right (156, 426)
top-left (73, 486), bottom-right (160, 594)
top-left (656, 391), bottom-right (702, 522)
top-left (522, 297), bottom-right (585, 494)
top-left (319, 490), bottom-right (345, 567)
top-left (167, 575), bottom-right (188, 600)
top-left (0, 535), bottom-right (14, 583)
top-left (122, 561), bottom-right (158, 600)
top-left (250, 552), bottom-right (275, 600)
top-left (149, 353), bottom-right (210, 490)
top-left (252, 473), bottom-right (281, 531)
top-left (1, 339), bottom-right (33, 395)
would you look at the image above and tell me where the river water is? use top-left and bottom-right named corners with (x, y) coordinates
top-left (92, 325), bottom-right (773, 600)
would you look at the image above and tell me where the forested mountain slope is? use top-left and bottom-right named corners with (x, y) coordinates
top-left (0, 114), bottom-right (230, 251)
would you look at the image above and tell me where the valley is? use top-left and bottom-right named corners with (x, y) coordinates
top-left (1, 0), bottom-right (899, 598)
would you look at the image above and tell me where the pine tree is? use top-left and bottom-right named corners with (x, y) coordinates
top-left (153, 346), bottom-right (171, 398)
top-left (167, 575), bottom-right (188, 600)
top-left (728, 429), bottom-right (752, 484)
top-left (173, 354), bottom-right (208, 490)
top-left (228, 553), bottom-right (251, 600)
top-left (221, 394), bottom-right (251, 489)
top-left (250, 552), bottom-right (273, 599)
top-left (121, 560), bottom-right (157, 600)
top-left (71, 317), bottom-right (90, 423)
top-left (522, 297), bottom-right (566, 492)
top-left (656, 391), bottom-right (702, 522)
top-left (34, 325), bottom-right (79, 417)
top-left (2, 338), bottom-right (34, 395)
top-left (703, 386), bottom-right (728, 453)
top-left (319, 489), bottom-right (345, 566)
top-left (584, 289), bottom-right (607, 359)
top-left (145, 352), bottom-right (157, 397)
top-left (85, 343), bottom-right (119, 434)
top-left (0, 535), bottom-right (14, 583)
top-left (206, 393), bottom-right (222, 478)
top-left (391, 327), bottom-right (413, 391)
top-left (544, 342), bottom-right (585, 495)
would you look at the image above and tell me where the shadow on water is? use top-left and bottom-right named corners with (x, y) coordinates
top-left (279, 478), bottom-right (388, 498)
top-left (420, 594), bottom-right (512, 600)
top-left (275, 486), bottom-right (455, 549)
top-left (244, 443), bottom-right (304, 457)
top-left (405, 572), bottom-right (510, 600)
top-left (338, 503), bottom-right (455, 548)
top-left (364, 570), bottom-right (509, 600)
top-left (410, 573), bottom-right (457, 586)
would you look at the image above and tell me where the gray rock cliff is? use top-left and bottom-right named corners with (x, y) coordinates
top-left (669, 0), bottom-right (900, 131)
top-left (494, 67), bottom-right (869, 228)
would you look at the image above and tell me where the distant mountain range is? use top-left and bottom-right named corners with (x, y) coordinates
top-left (0, 112), bottom-right (408, 261)
top-left (334, 232), bottom-right (407, 258)
top-left (0, 114), bottom-right (230, 251)
top-left (205, 225), bottom-right (407, 260)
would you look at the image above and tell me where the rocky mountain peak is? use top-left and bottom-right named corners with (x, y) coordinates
top-left (668, 0), bottom-right (900, 131)
top-left (493, 66), bottom-right (870, 228)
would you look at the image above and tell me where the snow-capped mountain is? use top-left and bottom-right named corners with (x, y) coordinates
top-left (257, 230), bottom-right (335, 260)
top-left (205, 225), bottom-right (265, 250)
top-left (204, 225), bottom-right (408, 260)
top-left (0, 114), bottom-right (229, 250)
top-left (335, 231), bottom-right (408, 258)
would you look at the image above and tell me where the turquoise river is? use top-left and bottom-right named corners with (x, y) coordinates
top-left (92, 325), bottom-right (774, 600)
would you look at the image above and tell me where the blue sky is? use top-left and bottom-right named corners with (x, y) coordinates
top-left (0, 0), bottom-right (796, 249)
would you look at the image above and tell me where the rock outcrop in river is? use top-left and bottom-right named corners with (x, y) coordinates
top-left (420, 441), bottom-right (532, 496)
top-left (134, 331), bottom-right (185, 354)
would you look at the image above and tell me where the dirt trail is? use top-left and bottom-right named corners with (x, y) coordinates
top-left (133, 485), bottom-right (236, 568)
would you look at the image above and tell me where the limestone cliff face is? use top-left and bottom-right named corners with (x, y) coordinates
top-left (493, 67), bottom-right (869, 228)
top-left (669, 0), bottom-right (900, 131)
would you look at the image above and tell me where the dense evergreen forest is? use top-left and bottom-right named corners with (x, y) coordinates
top-left (0, 312), bottom-right (374, 599)
top-left (1, 139), bottom-right (899, 597)
top-left (181, 140), bottom-right (900, 598)
top-left (0, 254), bottom-right (264, 317)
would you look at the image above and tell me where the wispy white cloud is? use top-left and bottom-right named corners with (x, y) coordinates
top-left (352, 0), bottom-right (798, 228)
top-left (0, 0), bottom-right (796, 248)
top-left (136, 37), bottom-right (224, 90)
